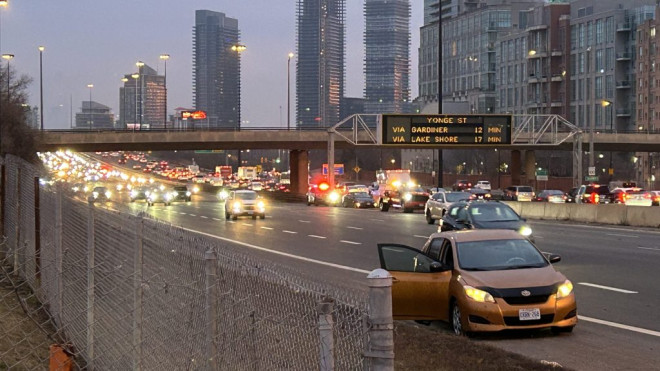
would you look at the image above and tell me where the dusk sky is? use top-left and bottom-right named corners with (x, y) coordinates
top-left (3, 0), bottom-right (422, 129)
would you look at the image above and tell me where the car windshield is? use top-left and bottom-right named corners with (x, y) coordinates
top-left (517, 187), bottom-right (533, 193)
top-left (93, 187), bottom-right (107, 192)
top-left (174, 186), bottom-right (187, 191)
top-left (469, 204), bottom-right (520, 222)
top-left (352, 192), bottom-right (370, 198)
top-left (544, 190), bottom-right (564, 196)
top-left (446, 192), bottom-right (471, 202)
top-left (235, 192), bottom-right (258, 200)
top-left (457, 239), bottom-right (547, 271)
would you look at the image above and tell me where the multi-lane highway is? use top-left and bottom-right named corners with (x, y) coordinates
top-left (99, 193), bottom-right (660, 371)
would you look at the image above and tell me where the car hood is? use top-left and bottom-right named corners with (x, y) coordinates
top-left (354, 196), bottom-right (373, 202)
top-left (472, 220), bottom-right (528, 232)
top-left (459, 265), bottom-right (565, 289)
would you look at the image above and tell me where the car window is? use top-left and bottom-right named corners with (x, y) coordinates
top-left (379, 245), bottom-right (435, 273)
top-left (446, 193), bottom-right (470, 202)
top-left (236, 192), bottom-right (257, 200)
top-left (432, 193), bottom-right (443, 201)
top-left (440, 240), bottom-right (454, 268)
top-left (456, 208), bottom-right (469, 221)
top-left (448, 206), bottom-right (461, 217)
top-left (426, 238), bottom-right (444, 261)
top-left (518, 186), bottom-right (533, 193)
top-left (456, 239), bottom-right (547, 271)
top-left (470, 204), bottom-right (519, 222)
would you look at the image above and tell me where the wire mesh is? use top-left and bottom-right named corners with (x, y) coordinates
top-left (1, 154), bottom-right (374, 370)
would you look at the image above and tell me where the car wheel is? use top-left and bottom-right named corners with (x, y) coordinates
top-left (232, 215), bottom-right (238, 220)
top-left (252, 215), bottom-right (257, 220)
top-left (426, 212), bottom-right (435, 225)
top-left (551, 326), bottom-right (574, 335)
top-left (450, 301), bottom-right (470, 337)
top-left (307, 196), bottom-right (312, 206)
top-left (403, 208), bottom-right (413, 213)
top-left (379, 200), bottom-right (389, 212)
top-left (259, 214), bottom-right (265, 219)
top-left (342, 200), bottom-right (349, 208)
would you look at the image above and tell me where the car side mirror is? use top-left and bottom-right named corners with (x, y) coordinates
top-left (429, 261), bottom-right (449, 272)
top-left (548, 254), bottom-right (561, 264)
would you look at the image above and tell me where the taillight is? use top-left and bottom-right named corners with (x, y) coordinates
top-left (644, 193), bottom-right (652, 199)
top-left (593, 194), bottom-right (600, 203)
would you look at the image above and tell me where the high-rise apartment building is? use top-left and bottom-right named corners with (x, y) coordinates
top-left (296, 0), bottom-right (345, 127)
top-left (193, 10), bottom-right (240, 128)
top-left (75, 101), bottom-right (114, 129)
top-left (119, 64), bottom-right (165, 130)
top-left (364, 0), bottom-right (411, 114)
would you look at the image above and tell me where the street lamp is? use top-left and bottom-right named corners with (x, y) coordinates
top-left (120, 77), bottom-right (129, 128)
top-left (231, 44), bottom-right (246, 166)
top-left (39, 46), bottom-right (44, 130)
top-left (159, 54), bottom-right (169, 130)
top-left (602, 99), bottom-right (613, 180)
top-left (287, 52), bottom-right (294, 131)
top-left (2, 53), bottom-right (13, 102)
top-left (87, 84), bottom-right (94, 130)
top-left (136, 61), bottom-right (144, 129)
top-left (131, 73), bottom-right (139, 131)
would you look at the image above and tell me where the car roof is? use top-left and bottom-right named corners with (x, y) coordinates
top-left (430, 229), bottom-right (525, 243)
top-left (235, 190), bottom-right (256, 194)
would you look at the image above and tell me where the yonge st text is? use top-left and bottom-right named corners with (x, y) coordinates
top-left (380, 114), bottom-right (512, 146)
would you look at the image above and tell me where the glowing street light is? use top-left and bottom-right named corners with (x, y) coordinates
top-left (159, 54), bottom-right (170, 129)
top-left (87, 84), bottom-right (94, 130)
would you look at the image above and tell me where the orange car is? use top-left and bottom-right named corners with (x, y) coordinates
top-left (377, 229), bottom-right (577, 335)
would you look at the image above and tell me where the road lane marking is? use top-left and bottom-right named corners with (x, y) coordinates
top-left (347, 226), bottom-right (363, 230)
top-left (241, 223), bottom-right (253, 227)
top-left (283, 230), bottom-right (298, 234)
top-left (261, 227), bottom-right (273, 230)
top-left (578, 282), bottom-right (638, 294)
top-left (212, 218), bottom-right (221, 221)
top-left (530, 220), bottom-right (660, 235)
top-left (578, 316), bottom-right (660, 338)
top-left (200, 216), bottom-right (208, 219)
top-left (179, 212), bottom-right (187, 215)
top-left (370, 219), bottom-right (385, 222)
top-left (308, 235), bottom-right (327, 239)
top-left (189, 214), bottom-right (197, 217)
top-left (340, 240), bottom-right (361, 245)
top-left (179, 226), bottom-right (370, 274)
top-left (299, 220), bottom-right (311, 223)
top-left (606, 233), bottom-right (639, 238)
top-left (414, 235), bottom-right (429, 239)
top-left (638, 246), bottom-right (660, 251)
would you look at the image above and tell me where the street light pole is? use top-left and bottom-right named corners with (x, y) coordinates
top-left (602, 100), bottom-right (613, 181)
top-left (160, 54), bottom-right (169, 130)
top-left (436, 12), bottom-right (443, 188)
top-left (136, 61), bottom-right (144, 130)
top-left (87, 84), bottom-right (93, 130)
top-left (131, 73), bottom-right (139, 132)
top-left (39, 46), bottom-right (44, 130)
top-left (287, 52), bottom-right (294, 131)
top-left (231, 44), bottom-right (246, 167)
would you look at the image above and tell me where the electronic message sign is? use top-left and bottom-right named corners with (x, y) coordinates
top-left (181, 110), bottom-right (207, 119)
top-left (379, 114), bottom-right (512, 146)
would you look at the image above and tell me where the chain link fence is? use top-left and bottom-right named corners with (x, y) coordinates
top-left (0, 154), bottom-right (394, 370)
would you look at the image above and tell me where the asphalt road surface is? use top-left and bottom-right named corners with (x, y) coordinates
top-left (101, 194), bottom-right (659, 371)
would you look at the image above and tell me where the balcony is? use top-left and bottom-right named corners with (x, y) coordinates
top-left (527, 49), bottom-right (548, 59)
top-left (616, 81), bottom-right (631, 89)
top-left (616, 22), bottom-right (632, 32)
top-left (551, 74), bottom-right (564, 82)
top-left (551, 49), bottom-right (563, 57)
top-left (526, 24), bottom-right (548, 32)
top-left (616, 108), bottom-right (631, 117)
top-left (616, 52), bottom-right (632, 61)
top-left (551, 99), bottom-right (563, 107)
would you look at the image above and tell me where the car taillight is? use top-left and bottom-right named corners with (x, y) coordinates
top-left (593, 194), bottom-right (599, 203)
top-left (644, 193), bottom-right (652, 199)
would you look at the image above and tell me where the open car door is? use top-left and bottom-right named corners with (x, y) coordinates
top-left (377, 243), bottom-right (451, 321)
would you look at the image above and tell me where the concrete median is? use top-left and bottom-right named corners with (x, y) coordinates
top-left (624, 206), bottom-right (660, 228)
top-left (542, 203), bottom-right (570, 220)
top-left (567, 203), bottom-right (598, 223)
top-left (519, 202), bottom-right (546, 219)
top-left (595, 204), bottom-right (627, 225)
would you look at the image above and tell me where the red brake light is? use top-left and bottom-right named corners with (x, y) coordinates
top-left (318, 182), bottom-right (330, 191)
top-left (643, 193), bottom-right (652, 199)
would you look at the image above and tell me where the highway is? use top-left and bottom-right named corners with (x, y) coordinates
top-left (101, 193), bottom-right (660, 371)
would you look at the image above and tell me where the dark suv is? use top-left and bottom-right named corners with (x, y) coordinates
top-left (439, 201), bottom-right (534, 241)
top-left (576, 184), bottom-right (610, 204)
top-left (452, 180), bottom-right (472, 191)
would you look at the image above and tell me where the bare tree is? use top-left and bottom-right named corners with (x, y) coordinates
top-left (1, 64), bottom-right (37, 163)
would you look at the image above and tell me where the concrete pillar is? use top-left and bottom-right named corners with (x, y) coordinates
top-left (524, 150), bottom-right (536, 187)
top-left (511, 150), bottom-right (521, 185)
top-left (289, 150), bottom-right (309, 195)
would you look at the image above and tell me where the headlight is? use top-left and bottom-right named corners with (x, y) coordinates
top-left (232, 201), bottom-right (242, 211)
top-left (92, 192), bottom-right (99, 199)
top-left (150, 193), bottom-right (159, 200)
top-left (130, 190), bottom-right (138, 198)
top-left (328, 191), bottom-right (340, 202)
top-left (193, 186), bottom-right (200, 193)
top-left (403, 193), bottom-right (412, 201)
top-left (116, 184), bottom-right (123, 191)
top-left (72, 186), bottom-right (79, 192)
top-left (219, 190), bottom-right (229, 199)
top-left (556, 280), bottom-right (574, 299)
top-left (463, 285), bottom-right (495, 303)
top-left (407, 181), bottom-right (416, 188)
top-left (165, 193), bottom-right (172, 200)
top-left (186, 191), bottom-right (192, 197)
top-left (105, 191), bottom-right (111, 198)
top-left (519, 226), bottom-right (533, 237)
top-left (257, 201), bottom-right (266, 211)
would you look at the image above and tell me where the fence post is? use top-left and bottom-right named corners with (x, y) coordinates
top-left (318, 297), bottom-right (335, 371)
top-left (13, 167), bottom-right (21, 275)
top-left (133, 216), bottom-right (144, 370)
top-left (366, 269), bottom-right (394, 371)
top-left (54, 188), bottom-right (63, 327)
top-left (86, 204), bottom-right (95, 369)
top-left (34, 177), bottom-right (41, 281)
top-left (204, 248), bottom-right (218, 370)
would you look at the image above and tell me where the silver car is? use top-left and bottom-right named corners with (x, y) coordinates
top-left (424, 191), bottom-right (471, 224)
top-left (225, 190), bottom-right (266, 220)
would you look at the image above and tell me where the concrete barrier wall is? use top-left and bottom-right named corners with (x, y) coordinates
top-left (506, 201), bottom-right (660, 228)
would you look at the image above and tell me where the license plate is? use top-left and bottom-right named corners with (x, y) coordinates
top-left (518, 308), bottom-right (541, 321)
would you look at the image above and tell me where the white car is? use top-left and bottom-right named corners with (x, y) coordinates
top-left (225, 190), bottom-right (266, 220)
top-left (474, 181), bottom-right (491, 191)
top-left (625, 191), bottom-right (653, 207)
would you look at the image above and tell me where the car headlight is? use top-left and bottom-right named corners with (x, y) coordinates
top-left (72, 186), bottom-right (79, 192)
top-left (257, 200), bottom-right (266, 211)
top-left (218, 190), bottom-right (229, 200)
top-left (403, 193), bottom-right (412, 201)
top-left (130, 190), bottom-right (138, 198)
top-left (556, 280), bottom-right (574, 299)
top-left (328, 191), bottom-right (340, 202)
top-left (105, 191), bottom-right (111, 198)
top-left (519, 226), bottom-right (533, 237)
top-left (92, 192), bottom-right (99, 199)
top-left (407, 181), bottom-right (416, 188)
top-left (186, 191), bottom-right (192, 196)
top-left (463, 285), bottom-right (495, 303)
top-left (116, 184), bottom-right (123, 191)
top-left (232, 201), bottom-right (242, 211)
top-left (165, 193), bottom-right (173, 200)
top-left (193, 186), bottom-right (200, 193)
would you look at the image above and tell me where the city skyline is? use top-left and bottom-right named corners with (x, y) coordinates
top-left (2, 0), bottom-right (422, 129)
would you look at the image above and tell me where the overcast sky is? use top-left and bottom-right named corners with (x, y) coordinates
top-left (3, 0), bottom-right (422, 129)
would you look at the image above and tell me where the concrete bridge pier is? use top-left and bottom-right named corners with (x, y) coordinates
top-left (511, 150), bottom-right (521, 185)
top-left (289, 150), bottom-right (309, 195)
top-left (524, 150), bottom-right (536, 186)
